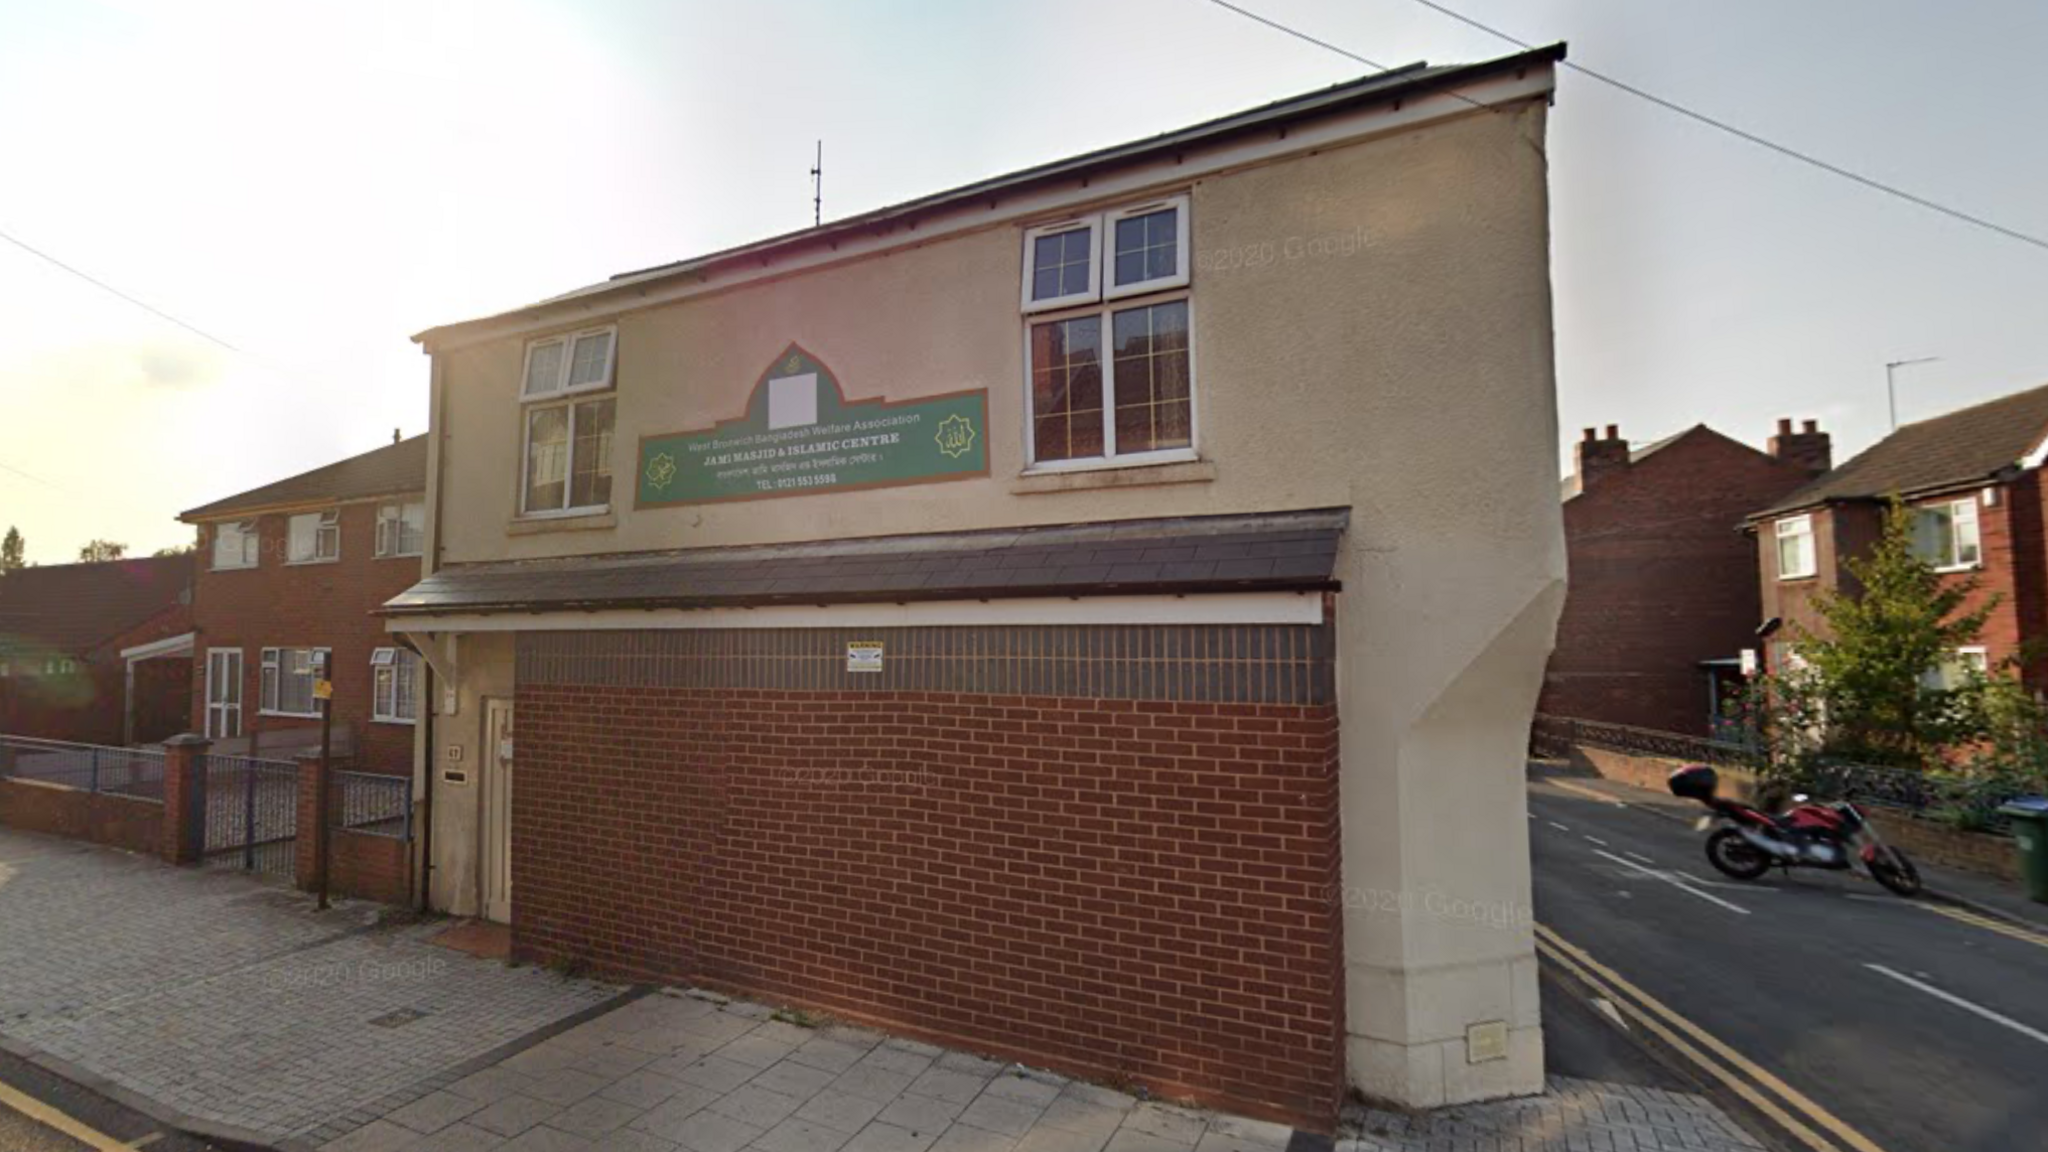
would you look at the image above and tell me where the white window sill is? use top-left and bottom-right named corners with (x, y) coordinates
top-left (375, 551), bottom-right (425, 561)
top-left (1777, 573), bottom-right (1818, 582)
top-left (508, 508), bottom-right (616, 535)
top-left (371, 716), bottom-right (417, 726)
top-left (1931, 563), bottom-right (1983, 574)
top-left (285, 557), bottom-right (340, 567)
top-left (1011, 457), bottom-right (1215, 496)
top-left (210, 565), bottom-right (258, 573)
top-left (258, 709), bottom-right (322, 720)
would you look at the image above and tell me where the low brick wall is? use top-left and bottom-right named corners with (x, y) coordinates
top-left (1561, 745), bottom-right (2023, 882)
top-left (330, 829), bottom-right (412, 904)
top-left (0, 777), bottom-right (162, 855)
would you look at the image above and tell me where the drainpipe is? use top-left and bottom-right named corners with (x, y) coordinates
top-left (416, 350), bottom-right (449, 912)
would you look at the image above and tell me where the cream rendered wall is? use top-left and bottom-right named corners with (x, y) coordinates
top-left (427, 100), bottom-right (1562, 1106)
top-left (423, 631), bottom-right (512, 918)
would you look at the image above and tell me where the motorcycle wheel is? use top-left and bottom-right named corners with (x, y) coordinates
top-left (1705, 828), bottom-right (1771, 880)
top-left (1869, 847), bottom-right (1923, 897)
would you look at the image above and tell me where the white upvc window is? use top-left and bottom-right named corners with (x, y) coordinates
top-left (371, 647), bottom-right (420, 724)
top-left (1775, 515), bottom-right (1817, 580)
top-left (1911, 497), bottom-right (1982, 571)
top-left (522, 326), bottom-right (617, 400)
top-left (211, 521), bottom-right (259, 570)
top-left (1921, 647), bottom-right (1989, 691)
top-left (260, 646), bottom-right (330, 717)
top-left (1021, 195), bottom-right (1195, 471)
top-left (375, 502), bottom-right (426, 558)
top-left (286, 510), bottom-right (340, 564)
top-left (1021, 195), bottom-right (1189, 313)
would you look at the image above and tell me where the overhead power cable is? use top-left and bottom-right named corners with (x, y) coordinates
top-left (1203, 0), bottom-right (2048, 255)
top-left (0, 227), bottom-right (245, 353)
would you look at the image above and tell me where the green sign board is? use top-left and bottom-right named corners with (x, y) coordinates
top-left (636, 345), bottom-right (988, 508)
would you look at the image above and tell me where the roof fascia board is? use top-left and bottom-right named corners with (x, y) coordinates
top-left (384, 591), bottom-right (1326, 632)
top-left (179, 487), bottom-right (429, 525)
top-left (417, 65), bottom-right (1556, 353)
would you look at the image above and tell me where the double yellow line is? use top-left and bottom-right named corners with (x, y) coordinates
top-left (0, 1077), bottom-right (156, 1151)
top-left (1535, 922), bottom-right (1889, 1152)
top-left (1918, 902), bottom-right (2048, 951)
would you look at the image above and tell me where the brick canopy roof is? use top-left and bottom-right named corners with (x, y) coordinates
top-left (0, 555), bottom-right (192, 659)
top-left (1754, 381), bottom-right (2048, 519)
top-left (180, 435), bottom-right (428, 522)
top-left (383, 509), bottom-right (1347, 617)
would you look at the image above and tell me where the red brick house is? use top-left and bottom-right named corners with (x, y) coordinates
top-left (1541, 420), bottom-right (1830, 735)
top-left (0, 555), bottom-right (194, 746)
top-left (1751, 382), bottom-right (2048, 690)
top-left (178, 435), bottom-right (426, 773)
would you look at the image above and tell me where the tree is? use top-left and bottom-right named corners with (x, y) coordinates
top-left (0, 527), bottom-right (22, 573)
top-left (77, 539), bottom-right (128, 562)
top-left (153, 543), bottom-right (196, 557)
top-left (1776, 497), bottom-right (1998, 767)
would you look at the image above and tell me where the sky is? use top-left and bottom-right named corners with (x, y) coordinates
top-left (1, 0), bottom-right (2045, 564)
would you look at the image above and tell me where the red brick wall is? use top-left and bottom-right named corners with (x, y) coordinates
top-left (1543, 429), bottom-right (1822, 733)
top-left (511, 684), bottom-right (1344, 1129)
top-left (330, 830), bottom-right (412, 904)
top-left (189, 500), bottom-right (421, 772)
top-left (0, 777), bottom-right (162, 855)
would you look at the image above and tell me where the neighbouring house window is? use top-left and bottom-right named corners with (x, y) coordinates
top-left (211, 521), bottom-right (259, 570)
top-left (260, 647), bottom-right (330, 717)
top-left (376, 502), bottom-right (426, 558)
top-left (521, 328), bottom-right (617, 517)
top-left (1911, 498), bottom-right (1982, 571)
top-left (371, 647), bottom-right (420, 723)
top-left (1022, 196), bottom-right (1193, 468)
top-left (1921, 647), bottom-right (1990, 691)
top-left (42, 657), bottom-right (76, 675)
top-left (1775, 515), bottom-right (1817, 579)
top-left (287, 510), bottom-right (340, 563)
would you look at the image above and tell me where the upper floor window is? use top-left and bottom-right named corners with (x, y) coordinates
top-left (1022, 196), bottom-right (1194, 469)
top-left (521, 329), bottom-right (617, 518)
top-left (1775, 515), bottom-right (1816, 580)
top-left (376, 502), bottom-right (426, 558)
top-left (211, 521), bottom-right (259, 570)
top-left (523, 327), bottom-right (616, 399)
top-left (371, 647), bottom-right (420, 723)
top-left (260, 646), bottom-right (329, 717)
top-left (1911, 497), bottom-right (1981, 571)
top-left (287, 510), bottom-right (340, 564)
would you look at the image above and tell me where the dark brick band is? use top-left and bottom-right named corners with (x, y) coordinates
top-left (515, 623), bottom-right (1334, 705)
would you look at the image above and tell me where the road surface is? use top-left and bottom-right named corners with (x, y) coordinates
top-left (0, 1047), bottom-right (219, 1151)
top-left (1530, 774), bottom-right (2048, 1152)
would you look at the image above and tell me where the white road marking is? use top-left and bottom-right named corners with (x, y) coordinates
top-left (1623, 851), bottom-right (1657, 865)
top-left (1866, 964), bottom-right (2048, 1047)
top-left (1591, 995), bottom-right (1630, 1031)
top-left (1547, 821), bottom-right (1571, 832)
top-left (1594, 849), bottom-right (1751, 915)
top-left (1582, 835), bottom-right (1609, 846)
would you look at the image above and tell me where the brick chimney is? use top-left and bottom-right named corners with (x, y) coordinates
top-left (1574, 425), bottom-right (1631, 492)
top-left (1768, 417), bottom-right (1832, 474)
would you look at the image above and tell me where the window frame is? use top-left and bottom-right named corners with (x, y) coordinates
top-left (1913, 497), bottom-right (1982, 572)
top-left (1102, 197), bottom-right (1192, 300)
top-left (1775, 514), bottom-right (1817, 580)
top-left (370, 647), bottom-right (419, 725)
top-left (521, 325), bottom-right (618, 401)
top-left (375, 501), bottom-right (426, 559)
top-left (210, 520), bottom-right (260, 571)
top-left (1022, 290), bottom-right (1199, 473)
top-left (259, 646), bottom-right (331, 718)
top-left (1922, 646), bottom-right (1990, 692)
top-left (285, 509), bottom-right (341, 565)
top-left (519, 394), bottom-right (616, 519)
top-left (1019, 217), bottom-right (1103, 314)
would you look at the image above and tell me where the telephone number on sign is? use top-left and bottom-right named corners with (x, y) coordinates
top-left (755, 472), bottom-right (840, 491)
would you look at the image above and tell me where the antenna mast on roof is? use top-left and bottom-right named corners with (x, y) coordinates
top-left (809, 140), bottom-right (822, 227)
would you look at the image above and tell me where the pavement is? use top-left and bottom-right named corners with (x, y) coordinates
top-left (0, 826), bottom-right (618, 1147)
top-left (1528, 769), bottom-right (2048, 1152)
top-left (0, 821), bottom-right (1772, 1152)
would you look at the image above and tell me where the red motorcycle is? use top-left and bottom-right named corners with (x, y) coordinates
top-left (1668, 765), bottom-right (1923, 897)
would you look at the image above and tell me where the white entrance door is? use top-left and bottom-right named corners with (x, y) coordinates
top-left (204, 649), bottom-right (243, 739)
top-left (482, 698), bottom-right (514, 924)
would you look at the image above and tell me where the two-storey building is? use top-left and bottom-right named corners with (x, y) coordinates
top-left (0, 555), bottom-right (193, 746)
top-left (1750, 382), bottom-right (2048, 688)
top-left (179, 435), bottom-right (427, 773)
top-left (387, 47), bottom-right (1568, 1127)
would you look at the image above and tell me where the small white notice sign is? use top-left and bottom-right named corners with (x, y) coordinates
top-left (846, 641), bottom-right (884, 673)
